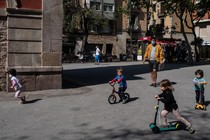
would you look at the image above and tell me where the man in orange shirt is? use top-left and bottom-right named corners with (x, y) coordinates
top-left (143, 37), bottom-right (164, 87)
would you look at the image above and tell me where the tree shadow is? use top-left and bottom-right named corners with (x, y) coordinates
top-left (63, 63), bottom-right (150, 89)
top-left (53, 116), bottom-right (208, 140)
top-left (62, 63), bottom-right (209, 89)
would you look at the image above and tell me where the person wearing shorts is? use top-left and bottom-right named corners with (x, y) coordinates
top-left (143, 37), bottom-right (164, 87)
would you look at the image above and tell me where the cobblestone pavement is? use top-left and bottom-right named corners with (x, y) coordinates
top-left (0, 62), bottom-right (210, 140)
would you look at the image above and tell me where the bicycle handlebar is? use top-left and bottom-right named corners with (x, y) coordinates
top-left (109, 82), bottom-right (116, 86)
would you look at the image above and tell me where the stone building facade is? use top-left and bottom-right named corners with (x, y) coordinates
top-left (0, 0), bottom-right (63, 92)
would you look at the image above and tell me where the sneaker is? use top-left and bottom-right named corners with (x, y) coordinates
top-left (160, 124), bottom-right (169, 128)
top-left (19, 101), bottom-right (25, 104)
top-left (122, 98), bottom-right (128, 104)
top-left (119, 98), bottom-right (123, 102)
top-left (150, 83), bottom-right (157, 87)
top-left (186, 125), bottom-right (195, 134)
top-left (20, 96), bottom-right (26, 104)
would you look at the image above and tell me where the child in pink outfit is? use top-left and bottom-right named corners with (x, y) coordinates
top-left (8, 69), bottom-right (26, 104)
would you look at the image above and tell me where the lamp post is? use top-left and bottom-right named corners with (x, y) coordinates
top-left (146, 0), bottom-right (150, 36)
top-left (128, 0), bottom-right (132, 48)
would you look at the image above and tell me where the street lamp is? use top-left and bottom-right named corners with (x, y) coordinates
top-left (146, 0), bottom-right (151, 36)
top-left (128, 0), bottom-right (133, 48)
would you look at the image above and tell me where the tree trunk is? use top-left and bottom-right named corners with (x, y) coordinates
top-left (194, 44), bottom-right (200, 62)
top-left (180, 19), bottom-right (193, 63)
top-left (81, 35), bottom-right (88, 52)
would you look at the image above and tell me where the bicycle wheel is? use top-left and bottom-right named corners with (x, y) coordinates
top-left (124, 93), bottom-right (130, 100)
top-left (152, 126), bottom-right (160, 133)
top-left (122, 93), bottom-right (130, 104)
top-left (108, 95), bottom-right (116, 104)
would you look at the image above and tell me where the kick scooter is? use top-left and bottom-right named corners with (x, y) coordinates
top-left (195, 82), bottom-right (208, 110)
top-left (149, 100), bottom-right (181, 133)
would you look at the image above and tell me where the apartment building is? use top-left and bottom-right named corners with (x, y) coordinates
top-left (194, 0), bottom-right (210, 58)
top-left (194, 0), bottom-right (210, 44)
top-left (148, 0), bottom-right (193, 41)
top-left (83, 0), bottom-right (118, 57)
top-left (71, 0), bottom-right (196, 61)
top-left (76, 0), bottom-right (120, 59)
top-left (73, 0), bottom-right (147, 60)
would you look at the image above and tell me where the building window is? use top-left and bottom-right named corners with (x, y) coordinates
top-left (90, 2), bottom-right (100, 10)
top-left (104, 3), bottom-right (113, 12)
top-left (159, 2), bottom-right (164, 15)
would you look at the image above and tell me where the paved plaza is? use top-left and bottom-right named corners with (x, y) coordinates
top-left (0, 61), bottom-right (210, 140)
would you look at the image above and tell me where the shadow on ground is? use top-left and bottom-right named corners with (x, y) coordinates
top-left (51, 109), bottom-right (210, 140)
top-left (63, 62), bottom-right (209, 89)
top-left (23, 99), bottom-right (42, 104)
top-left (47, 109), bottom-right (210, 140)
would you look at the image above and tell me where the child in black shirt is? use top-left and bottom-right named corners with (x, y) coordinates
top-left (155, 79), bottom-right (195, 134)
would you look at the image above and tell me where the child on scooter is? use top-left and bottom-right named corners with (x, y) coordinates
top-left (109, 67), bottom-right (127, 102)
top-left (193, 69), bottom-right (207, 106)
top-left (155, 79), bottom-right (195, 134)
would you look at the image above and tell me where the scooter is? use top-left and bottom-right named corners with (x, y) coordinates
top-left (149, 100), bottom-right (181, 133)
top-left (195, 82), bottom-right (208, 111)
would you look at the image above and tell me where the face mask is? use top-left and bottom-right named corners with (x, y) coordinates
top-left (152, 41), bottom-right (156, 45)
top-left (9, 74), bottom-right (12, 78)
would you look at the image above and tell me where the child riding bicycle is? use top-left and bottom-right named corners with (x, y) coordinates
top-left (109, 67), bottom-right (127, 102)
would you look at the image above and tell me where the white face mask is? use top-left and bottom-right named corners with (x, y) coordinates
top-left (152, 41), bottom-right (156, 45)
top-left (9, 74), bottom-right (12, 78)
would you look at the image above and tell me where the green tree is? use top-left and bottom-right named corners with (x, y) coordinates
top-left (63, 0), bottom-right (109, 52)
top-left (131, 0), bottom-right (209, 62)
top-left (161, 0), bottom-right (209, 62)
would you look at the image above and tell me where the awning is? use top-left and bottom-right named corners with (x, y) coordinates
top-left (157, 40), bottom-right (177, 45)
top-left (138, 36), bottom-right (181, 46)
top-left (138, 36), bottom-right (151, 41)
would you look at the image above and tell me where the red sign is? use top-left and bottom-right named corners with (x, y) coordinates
top-left (138, 36), bottom-right (151, 41)
top-left (0, 0), bottom-right (6, 8)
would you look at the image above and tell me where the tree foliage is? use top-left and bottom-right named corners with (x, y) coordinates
top-left (63, 0), bottom-right (109, 39)
top-left (125, 0), bottom-right (209, 62)
top-left (160, 0), bottom-right (209, 62)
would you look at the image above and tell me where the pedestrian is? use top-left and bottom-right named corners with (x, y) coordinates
top-left (155, 79), bottom-right (195, 134)
top-left (8, 69), bottom-right (26, 104)
top-left (193, 69), bottom-right (207, 106)
top-left (76, 52), bottom-right (84, 63)
top-left (143, 37), bottom-right (164, 87)
top-left (95, 46), bottom-right (100, 65)
top-left (109, 67), bottom-right (127, 103)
